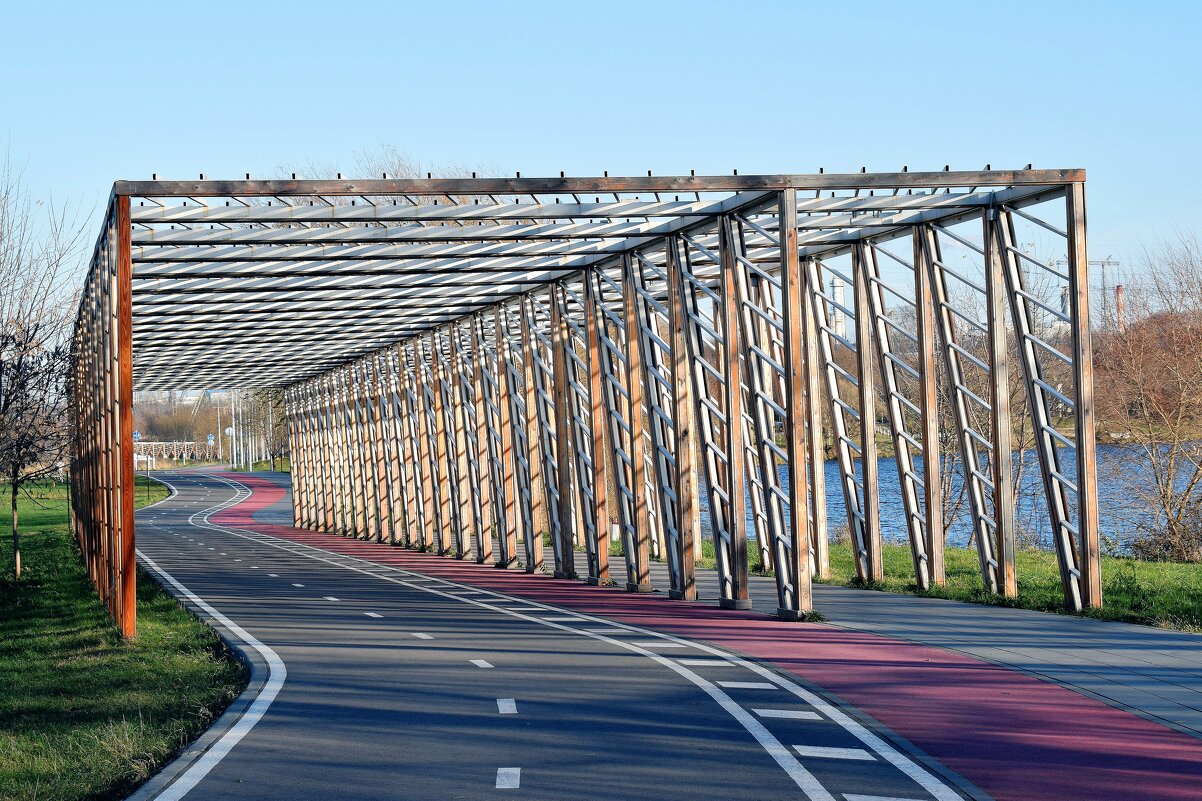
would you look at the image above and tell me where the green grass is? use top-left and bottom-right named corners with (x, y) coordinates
top-left (606, 527), bottom-right (1202, 632)
top-left (0, 480), bottom-right (248, 801)
top-left (228, 456), bottom-right (290, 473)
top-left (814, 541), bottom-right (1202, 632)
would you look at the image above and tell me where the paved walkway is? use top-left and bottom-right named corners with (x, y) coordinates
top-left (139, 470), bottom-right (1202, 801)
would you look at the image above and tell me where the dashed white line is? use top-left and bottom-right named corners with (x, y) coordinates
top-left (174, 473), bottom-right (965, 801)
top-left (541, 616), bottom-right (587, 622)
top-left (754, 708), bottom-right (822, 721)
top-left (267, 573), bottom-right (279, 578)
top-left (470, 659), bottom-right (494, 669)
top-left (633, 641), bottom-right (690, 648)
top-left (496, 698), bottom-right (517, 714)
top-left (364, 612), bottom-right (383, 618)
top-left (844, 795), bottom-right (929, 801)
top-left (412, 633), bottom-right (434, 639)
top-left (495, 767), bottom-right (520, 789)
top-left (793, 745), bottom-right (875, 761)
top-left (717, 681), bottom-right (778, 690)
top-left (292, 583), bottom-right (304, 587)
top-left (679, 658), bottom-right (733, 667)
top-left (323, 596), bottom-right (340, 602)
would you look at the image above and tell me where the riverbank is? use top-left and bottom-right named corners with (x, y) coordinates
top-left (0, 479), bottom-right (248, 801)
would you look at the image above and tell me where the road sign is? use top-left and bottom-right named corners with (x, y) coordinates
top-left (224, 427), bottom-right (234, 437)
top-left (133, 430), bottom-right (141, 442)
top-left (207, 433), bottom-right (215, 445)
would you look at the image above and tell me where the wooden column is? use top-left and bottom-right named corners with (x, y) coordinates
top-left (778, 190), bottom-right (813, 617)
top-left (718, 216), bottom-right (751, 610)
top-left (1067, 183), bottom-right (1103, 608)
top-left (665, 237), bottom-right (698, 601)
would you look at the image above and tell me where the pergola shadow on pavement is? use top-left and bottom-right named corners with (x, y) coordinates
top-left (70, 170), bottom-right (1101, 636)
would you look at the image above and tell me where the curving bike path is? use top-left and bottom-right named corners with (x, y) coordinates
top-left (132, 470), bottom-right (1202, 801)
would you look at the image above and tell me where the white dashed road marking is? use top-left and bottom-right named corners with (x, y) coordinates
top-left (754, 708), bottom-right (822, 721)
top-left (717, 681), bottom-right (778, 690)
top-left (364, 612), bottom-right (383, 618)
top-left (412, 633), bottom-right (434, 639)
top-left (793, 745), bottom-right (875, 761)
top-left (144, 473), bottom-right (966, 801)
top-left (323, 596), bottom-right (340, 602)
top-left (496, 699), bottom-right (517, 714)
top-left (495, 768), bottom-right (521, 789)
top-left (292, 583), bottom-right (304, 587)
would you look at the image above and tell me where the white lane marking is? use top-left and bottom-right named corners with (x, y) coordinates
top-left (754, 708), bottom-right (822, 721)
top-left (717, 681), bottom-right (778, 690)
top-left (412, 633), bottom-right (434, 639)
top-left (633, 641), bottom-right (690, 648)
top-left (234, 559), bottom-right (242, 562)
top-left (495, 767), bottom-right (520, 789)
top-left (208, 547), bottom-right (216, 551)
top-left (133, 552), bottom-right (285, 801)
top-left (220, 552), bottom-right (228, 556)
top-left (267, 573), bottom-right (279, 578)
top-left (679, 658), bottom-right (734, 667)
top-left (250, 566), bottom-right (260, 570)
top-left (792, 745), bottom-right (875, 761)
top-left (323, 596), bottom-right (340, 602)
top-left (845, 795), bottom-right (930, 801)
top-left (292, 583), bottom-right (305, 587)
top-left (541, 616), bottom-right (587, 622)
top-left (191, 474), bottom-right (964, 801)
top-left (471, 659), bottom-right (495, 669)
top-left (496, 698), bottom-right (517, 714)
top-left (364, 612), bottom-right (383, 618)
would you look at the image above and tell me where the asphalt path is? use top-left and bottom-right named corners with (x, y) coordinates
top-left (132, 470), bottom-right (980, 801)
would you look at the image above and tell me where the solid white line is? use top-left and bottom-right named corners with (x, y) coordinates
top-left (134, 551), bottom-right (286, 801)
top-left (412, 633), bottom-right (434, 639)
top-left (496, 698), bottom-right (517, 714)
top-left (191, 473), bottom-right (962, 801)
top-left (792, 745), bottom-right (875, 761)
top-left (717, 681), bottom-right (778, 690)
top-left (364, 612), bottom-right (383, 618)
top-left (754, 708), bottom-right (822, 721)
top-left (495, 767), bottom-right (520, 789)
top-left (471, 659), bottom-right (494, 669)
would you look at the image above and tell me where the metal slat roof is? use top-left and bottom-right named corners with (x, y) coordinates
top-left (118, 171), bottom-right (1079, 390)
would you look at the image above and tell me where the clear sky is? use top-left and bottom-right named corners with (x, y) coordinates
top-left (2, 0), bottom-right (1199, 275)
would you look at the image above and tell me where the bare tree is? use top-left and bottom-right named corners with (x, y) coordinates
top-left (0, 153), bottom-right (85, 576)
top-left (1095, 233), bottom-right (1202, 560)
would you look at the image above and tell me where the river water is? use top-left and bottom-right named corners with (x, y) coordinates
top-left (695, 444), bottom-right (1148, 553)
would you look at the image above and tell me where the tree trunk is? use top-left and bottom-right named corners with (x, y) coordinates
top-left (11, 478), bottom-right (20, 579)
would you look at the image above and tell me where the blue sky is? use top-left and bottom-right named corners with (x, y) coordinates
top-left (2, 0), bottom-right (1198, 273)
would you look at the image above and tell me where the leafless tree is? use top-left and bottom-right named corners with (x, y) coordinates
top-left (1095, 233), bottom-right (1202, 560)
top-left (0, 153), bottom-right (85, 576)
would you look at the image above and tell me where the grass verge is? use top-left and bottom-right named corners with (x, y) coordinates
top-left (0, 479), bottom-right (249, 801)
top-left (815, 541), bottom-right (1202, 633)
top-left (604, 532), bottom-right (1201, 632)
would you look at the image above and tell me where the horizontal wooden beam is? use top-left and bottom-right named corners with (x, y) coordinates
top-left (115, 170), bottom-right (1084, 197)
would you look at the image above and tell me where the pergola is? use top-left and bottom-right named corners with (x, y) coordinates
top-left (71, 170), bottom-right (1101, 637)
